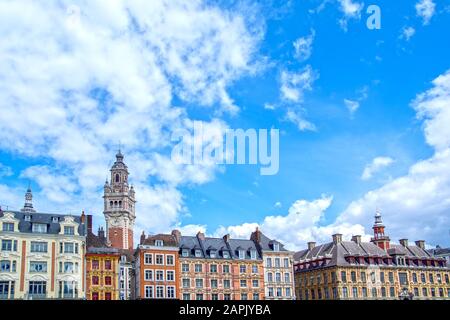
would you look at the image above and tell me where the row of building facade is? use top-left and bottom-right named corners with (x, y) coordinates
top-left (1, 151), bottom-right (449, 300)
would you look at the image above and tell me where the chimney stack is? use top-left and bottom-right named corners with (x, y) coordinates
top-left (351, 235), bottom-right (362, 245)
top-left (98, 227), bottom-right (105, 240)
top-left (171, 230), bottom-right (181, 244)
top-left (332, 234), bottom-right (343, 244)
top-left (399, 239), bottom-right (409, 247)
top-left (223, 234), bottom-right (230, 243)
top-left (415, 240), bottom-right (425, 250)
top-left (197, 231), bottom-right (205, 241)
top-left (87, 215), bottom-right (93, 234)
top-left (140, 231), bottom-right (146, 245)
top-left (307, 242), bottom-right (316, 250)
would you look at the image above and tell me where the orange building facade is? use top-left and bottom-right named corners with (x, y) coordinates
top-left (135, 232), bottom-right (180, 299)
top-left (85, 250), bottom-right (120, 300)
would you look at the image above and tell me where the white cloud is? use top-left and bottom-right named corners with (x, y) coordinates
top-left (284, 108), bottom-right (317, 132)
top-left (0, 0), bottom-right (264, 237)
top-left (361, 156), bottom-right (394, 180)
top-left (344, 99), bottom-right (360, 114)
top-left (280, 65), bottom-right (318, 103)
top-left (337, 0), bottom-right (364, 31)
top-left (274, 201), bottom-right (282, 208)
top-left (416, 0), bottom-right (436, 25)
top-left (0, 163), bottom-right (13, 178)
top-left (264, 103), bottom-right (276, 110)
top-left (400, 26), bottom-right (416, 41)
top-left (293, 29), bottom-right (315, 61)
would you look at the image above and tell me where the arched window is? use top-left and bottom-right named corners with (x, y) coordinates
top-left (110, 201), bottom-right (113, 208)
top-left (119, 201), bottom-right (122, 207)
top-left (114, 201), bottom-right (118, 207)
top-left (115, 174), bottom-right (120, 183)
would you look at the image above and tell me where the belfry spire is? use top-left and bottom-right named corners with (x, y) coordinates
top-left (21, 184), bottom-right (36, 213)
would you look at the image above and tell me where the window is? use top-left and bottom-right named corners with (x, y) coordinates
top-left (32, 223), bottom-right (47, 233)
top-left (195, 250), bottom-right (202, 258)
top-left (285, 273), bottom-right (290, 283)
top-left (284, 258), bottom-right (289, 268)
top-left (211, 279), bottom-right (218, 288)
top-left (31, 242), bottom-right (47, 253)
top-left (182, 249), bottom-right (189, 257)
top-left (332, 287), bottom-right (338, 299)
top-left (267, 272), bottom-right (273, 282)
top-left (63, 243), bottom-right (74, 254)
top-left (276, 273), bottom-right (281, 283)
top-left (155, 254), bottom-right (163, 265)
top-left (105, 260), bottom-right (112, 270)
top-left (361, 272), bottom-right (366, 282)
top-left (429, 274), bottom-right (434, 284)
top-left (371, 288), bottom-right (377, 298)
top-left (92, 276), bottom-right (99, 285)
top-left (196, 294), bottom-right (203, 300)
top-left (238, 250), bottom-right (245, 259)
top-left (351, 271), bottom-right (357, 282)
top-left (253, 293), bottom-right (260, 300)
top-left (182, 263), bottom-right (189, 272)
top-left (352, 287), bottom-right (358, 298)
top-left (212, 294), bottom-right (218, 300)
top-left (167, 286), bottom-right (175, 298)
top-left (381, 287), bottom-right (386, 297)
top-left (92, 260), bottom-right (99, 269)
top-left (24, 215), bottom-right (31, 221)
top-left (252, 265), bottom-right (258, 274)
top-left (276, 288), bottom-right (282, 297)
top-left (167, 270), bottom-right (175, 281)
top-left (241, 293), bottom-right (248, 300)
top-left (268, 287), bottom-right (274, 297)
top-left (195, 264), bottom-right (202, 273)
top-left (224, 279), bottom-right (231, 289)
top-left (30, 261), bottom-right (47, 273)
top-left (64, 226), bottom-right (75, 235)
top-left (105, 292), bottom-right (112, 300)
top-left (210, 250), bottom-right (216, 258)
top-left (362, 287), bottom-right (367, 297)
top-left (28, 281), bottom-right (46, 297)
top-left (431, 288), bottom-right (436, 297)
top-left (1, 240), bottom-right (15, 251)
top-left (252, 279), bottom-right (259, 288)
top-left (388, 272), bottom-right (394, 283)
top-left (196, 279), bottom-right (203, 288)
top-left (341, 271), bottom-right (347, 283)
top-left (266, 258), bottom-right (272, 268)
top-left (399, 272), bottom-right (408, 285)
top-left (144, 253), bottom-right (153, 265)
top-left (342, 287), bottom-right (348, 298)
top-left (105, 276), bottom-right (112, 286)
top-left (437, 274), bottom-right (442, 284)
top-left (250, 250), bottom-right (257, 260)
top-left (166, 255), bottom-right (174, 266)
top-left (421, 273), bottom-right (426, 283)
top-left (183, 293), bottom-right (190, 300)
top-left (275, 258), bottom-right (281, 268)
top-left (422, 287), bottom-right (428, 297)
top-left (240, 265), bottom-right (246, 273)
top-left (156, 286), bottom-right (164, 298)
top-left (370, 272), bottom-right (376, 283)
top-left (1, 260), bottom-right (11, 272)
top-left (156, 270), bottom-right (164, 281)
top-left (210, 264), bottom-right (217, 273)
top-left (144, 270), bottom-right (153, 281)
top-left (155, 240), bottom-right (163, 246)
top-left (286, 288), bottom-right (291, 297)
top-left (223, 251), bottom-right (230, 259)
top-left (182, 279), bottom-right (190, 288)
top-left (380, 272), bottom-right (385, 283)
top-left (2, 223), bottom-right (14, 232)
top-left (273, 243), bottom-right (280, 251)
top-left (412, 273), bottom-right (418, 283)
top-left (240, 279), bottom-right (247, 288)
top-left (223, 264), bottom-right (230, 273)
top-left (390, 287), bottom-right (395, 297)
top-left (145, 286), bottom-right (153, 298)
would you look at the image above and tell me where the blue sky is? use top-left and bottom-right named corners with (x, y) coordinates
top-left (0, 0), bottom-right (449, 249)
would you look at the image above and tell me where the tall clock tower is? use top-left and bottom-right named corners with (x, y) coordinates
top-left (103, 150), bottom-right (136, 250)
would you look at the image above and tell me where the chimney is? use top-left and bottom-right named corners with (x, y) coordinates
top-left (171, 230), bottom-right (181, 244)
top-left (140, 231), bottom-right (146, 245)
top-left (87, 215), bottom-right (93, 234)
top-left (415, 240), bottom-right (425, 250)
top-left (351, 235), bottom-right (362, 245)
top-left (197, 231), bottom-right (205, 241)
top-left (98, 227), bottom-right (105, 240)
top-left (332, 234), bottom-right (343, 244)
top-left (250, 228), bottom-right (261, 243)
top-left (399, 239), bottom-right (409, 247)
top-left (307, 242), bottom-right (316, 250)
top-left (81, 211), bottom-right (86, 224)
top-left (223, 234), bottom-right (230, 243)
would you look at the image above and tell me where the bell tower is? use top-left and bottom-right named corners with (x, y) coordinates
top-left (370, 209), bottom-right (390, 250)
top-left (103, 150), bottom-right (136, 250)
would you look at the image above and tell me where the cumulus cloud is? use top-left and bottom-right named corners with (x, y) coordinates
top-left (400, 26), bottom-right (416, 41)
top-left (361, 157), bottom-right (394, 180)
top-left (416, 0), bottom-right (436, 25)
top-left (284, 108), bottom-right (317, 131)
top-left (337, 0), bottom-right (364, 31)
top-left (293, 29), bottom-right (315, 61)
top-left (0, 0), bottom-right (263, 236)
top-left (280, 66), bottom-right (318, 103)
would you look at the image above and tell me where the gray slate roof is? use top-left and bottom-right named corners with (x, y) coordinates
top-left (1, 210), bottom-right (86, 236)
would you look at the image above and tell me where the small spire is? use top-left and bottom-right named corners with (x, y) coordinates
top-left (21, 186), bottom-right (36, 213)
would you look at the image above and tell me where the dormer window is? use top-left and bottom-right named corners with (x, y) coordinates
top-left (2, 223), bottom-right (14, 232)
top-left (52, 217), bottom-right (59, 223)
top-left (223, 251), bottom-right (230, 259)
top-left (182, 249), bottom-right (189, 257)
top-left (155, 240), bottom-right (164, 247)
top-left (64, 226), bottom-right (75, 235)
top-left (273, 243), bottom-right (280, 252)
top-left (32, 223), bottom-right (47, 234)
top-left (210, 250), bottom-right (216, 258)
top-left (24, 215), bottom-right (31, 222)
top-left (195, 249), bottom-right (202, 258)
top-left (238, 250), bottom-right (245, 259)
top-left (250, 249), bottom-right (257, 260)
